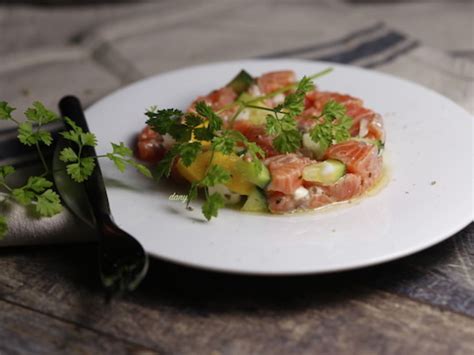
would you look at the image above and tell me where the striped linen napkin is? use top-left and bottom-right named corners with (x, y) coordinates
top-left (0, 8), bottom-right (472, 246)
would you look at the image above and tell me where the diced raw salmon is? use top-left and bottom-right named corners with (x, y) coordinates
top-left (267, 191), bottom-right (299, 213)
top-left (303, 91), bottom-right (384, 141)
top-left (265, 154), bottom-right (311, 195)
top-left (188, 86), bottom-right (238, 118)
top-left (136, 126), bottom-right (166, 162)
top-left (325, 140), bottom-right (382, 188)
top-left (233, 120), bottom-right (279, 157)
top-left (258, 70), bottom-right (296, 94)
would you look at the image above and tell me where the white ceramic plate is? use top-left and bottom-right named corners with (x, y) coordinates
top-left (86, 59), bottom-right (473, 275)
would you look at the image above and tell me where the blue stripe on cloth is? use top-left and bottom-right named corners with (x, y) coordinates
top-left (259, 22), bottom-right (386, 59)
top-left (314, 31), bottom-right (407, 63)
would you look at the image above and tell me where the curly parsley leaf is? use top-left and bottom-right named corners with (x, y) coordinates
top-left (202, 192), bottom-right (225, 221)
top-left (0, 102), bottom-right (15, 120)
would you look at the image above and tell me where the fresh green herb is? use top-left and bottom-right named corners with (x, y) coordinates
top-left (0, 100), bottom-right (152, 239)
top-left (260, 75), bottom-right (315, 153)
top-left (201, 165), bottom-right (231, 187)
top-left (0, 102), bottom-right (16, 121)
top-left (146, 69), bottom-right (334, 221)
top-left (11, 176), bottom-right (61, 217)
top-left (309, 100), bottom-right (353, 153)
top-left (202, 193), bottom-right (226, 221)
top-left (106, 142), bottom-right (152, 178)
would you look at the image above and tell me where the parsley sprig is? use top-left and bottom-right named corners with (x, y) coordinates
top-left (0, 101), bottom-right (151, 239)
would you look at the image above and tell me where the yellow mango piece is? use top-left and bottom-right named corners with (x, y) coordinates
top-left (176, 151), bottom-right (255, 195)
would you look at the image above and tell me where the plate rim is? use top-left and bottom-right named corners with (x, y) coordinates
top-left (86, 58), bottom-right (474, 275)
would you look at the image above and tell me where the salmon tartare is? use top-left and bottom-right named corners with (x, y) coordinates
top-left (136, 68), bottom-right (385, 219)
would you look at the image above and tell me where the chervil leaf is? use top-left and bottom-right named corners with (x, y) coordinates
top-left (24, 101), bottom-right (58, 124)
top-left (201, 165), bottom-right (231, 187)
top-left (0, 102), bottom-right (15, 120)
top-left (61, 117), bottom-right (82, 144)
top-left (107, 154), bottom-right (127, 173)
top-left (0, 215), bottom-right (7, 239)
top-left (66, 157), bottom-right (96, 182)
top-left (18, 122), bottom-right (36, 146)
top-left (0, 166), bottom-right (15, 181)
top-left (35, 189), bottom-right (62, 217)
top-left (12, 188), bottom-right (35, 205)
top-left (111, 142), bottom-right (132, 157)
top-left (26, 176), bottom-right (52, 193)
top-left (202, 192), bottom-right (225, 221)
top-left (36, 130), bottom-right (53, 146)
top-left (80, 132), bottom-right (97, 147)
top-left (128, 160), bottom-right (152, 178)
top-left (59, 147), bottom-right (78, 163)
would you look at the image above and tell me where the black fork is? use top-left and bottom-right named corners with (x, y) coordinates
top-left (59, 96), bottom-right (148, 298)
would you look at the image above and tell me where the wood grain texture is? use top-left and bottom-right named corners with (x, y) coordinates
top-left (366, 223), bottom-right (474, 316)
top-left (0, 244), bottom-right (473, 354)
top-left (0, 299), bottom-right (156, 355)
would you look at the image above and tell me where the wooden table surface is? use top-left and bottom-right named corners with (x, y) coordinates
top-left (0, 1), bottom-right (473, 354)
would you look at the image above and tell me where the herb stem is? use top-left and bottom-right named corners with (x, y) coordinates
top-left (217, 67), bottom-right (333, 115)
top-left (0, 182), bottom-right (12, 192)
top-left (244, 104), bottom-right (277, 113)
top-left (35, 141), bottom-right (49, 175)
top-left (228, 105), bottom-right (245, 128)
